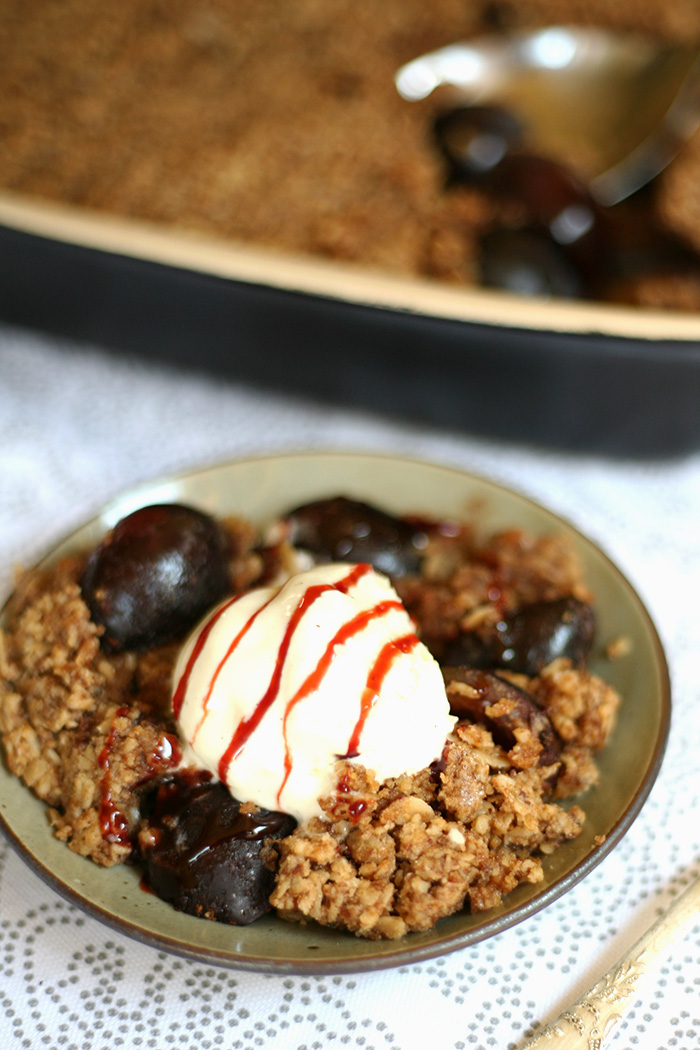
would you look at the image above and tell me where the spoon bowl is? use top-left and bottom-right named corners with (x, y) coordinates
top-left (396, 26), bottom-right (700, 206)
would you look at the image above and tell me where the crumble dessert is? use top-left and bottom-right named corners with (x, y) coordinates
top-left (1, 1), bottom-right (700, 307)
top-left (0, 496), bottom-right (621, 939)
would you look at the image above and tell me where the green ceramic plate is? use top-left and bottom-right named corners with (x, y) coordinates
top-left (0, 452), bottom-right (671, 973)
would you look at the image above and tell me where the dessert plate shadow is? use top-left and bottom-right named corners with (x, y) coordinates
top-left (0, 452), bottom-right (671, 973)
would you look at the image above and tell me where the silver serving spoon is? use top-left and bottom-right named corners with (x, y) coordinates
top-left (396, 26), bottom-right (700, 206)
top-left (515, 868), bottom-right (700, 1049)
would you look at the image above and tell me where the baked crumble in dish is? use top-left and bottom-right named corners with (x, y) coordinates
top-left (0, 494), bottom-right (621, 941)
top-left (3, 0), bottom-right (700, 307)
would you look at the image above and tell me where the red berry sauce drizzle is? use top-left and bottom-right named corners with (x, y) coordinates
top-left (98, 706), bottom-right (132, 846)
top-left (98, 707), bottom-right (181, 846)
top-left (342, 632), bottom-right (419, 759)
top-left (172, 563), bottom-right (422, 813)
top-left (172, 592), bottom-right (246, 720)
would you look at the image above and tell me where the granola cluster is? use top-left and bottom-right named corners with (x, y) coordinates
top-left (269, 657), bottom-right (617, 938)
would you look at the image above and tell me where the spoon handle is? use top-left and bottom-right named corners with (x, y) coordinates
top-left (515, 874), bottom-right (700, 1050)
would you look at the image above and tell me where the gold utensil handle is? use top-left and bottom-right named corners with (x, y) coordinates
top-left (516, 874), bottom-right (700, 1049)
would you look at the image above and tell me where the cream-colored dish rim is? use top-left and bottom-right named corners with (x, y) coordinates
top-left (1, 189), bottom-right (699, 343)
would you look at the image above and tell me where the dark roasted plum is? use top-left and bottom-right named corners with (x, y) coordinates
top-left (433, 105), bottom-right (523, 184)
top-left (138, 774), bottom-right (296, 926)
top-left (495, 155), bottom-right (598, 239)
top-left (81, 503), bottom-right (230, 651)
top-left (284, 496), bottom-right (427, 577)
top-left (479, 226), bottom-right (584, 298)
top-left (426, 100), bottom-right (700, 304)
top-left (442, 666), bottom-right (561, 768)
top-left (443, 596), bottom-right (595, 675)
top-left (489, 153), bottom-right (611, 294)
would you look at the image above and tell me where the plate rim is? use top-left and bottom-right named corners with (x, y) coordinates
top-left (0, 449), bottom-right (672, 974)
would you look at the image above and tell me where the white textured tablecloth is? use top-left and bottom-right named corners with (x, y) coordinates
top-left (1, 324), bottom-right (699, 1050)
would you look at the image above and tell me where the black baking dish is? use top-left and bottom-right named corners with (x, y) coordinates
top-left (1, 192), bottom-right (699, 458)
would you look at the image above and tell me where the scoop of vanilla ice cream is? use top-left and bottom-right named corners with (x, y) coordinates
top-left (172, 562), bottom-right (455, 824)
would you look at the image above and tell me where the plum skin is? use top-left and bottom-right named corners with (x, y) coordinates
top-left (81, 503), bottom-right (230, 651)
